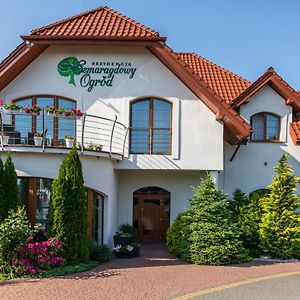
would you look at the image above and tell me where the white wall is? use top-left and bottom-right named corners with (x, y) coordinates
top-left (224, 85), bottom-right (300, 195)
top-left (0, 45), bottom-right (223, 171)
top-left (117, 170), bottom-right (204, 226)
top-left (0, 151), bottom-right (118, 244)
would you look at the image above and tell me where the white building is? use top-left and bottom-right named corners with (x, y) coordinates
top-left (1, 6), bottom-right (300, 245)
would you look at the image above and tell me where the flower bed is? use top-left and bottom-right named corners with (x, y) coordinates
top-left (12, 237), bottom-right (64, 276)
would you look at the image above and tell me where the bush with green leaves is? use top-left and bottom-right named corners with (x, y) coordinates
top-left (0, 207), bottom-right (35, 274)
top-left (0, 152), bottom-right (20, 222)
top-left (235, 189), bottom-right (266, 257)
top-left (118, 224), bottom-right (135, 237)
top-left (90, 244), bottom-right (112, 263)
top-left (167, 173), bottom-right (249, 265)
top-left (49, 148), bottom-right (89, 264)
top-left (259, 154), bottom-right (300, 259)
top-left (166, 212), bottom-right (187, 258)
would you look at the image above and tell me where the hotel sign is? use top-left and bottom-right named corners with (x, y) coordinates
top-left (57, 56), bottom-right (137, 92)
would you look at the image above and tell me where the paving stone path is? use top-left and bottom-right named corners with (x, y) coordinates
top-left (1, 244), bottom-right (300, 300)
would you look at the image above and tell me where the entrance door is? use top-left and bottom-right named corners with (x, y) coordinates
top-left (133, 187), bottom-right (170, 242)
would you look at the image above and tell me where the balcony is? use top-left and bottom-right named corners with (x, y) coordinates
top-left (0, 109), bottom-right (128, 160)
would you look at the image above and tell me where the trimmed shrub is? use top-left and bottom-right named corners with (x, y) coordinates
top-left (0, 158), bottom-right (5, 221)
top-left (259, 154), bottom-right (300, 259)
top-left (228, 189), bottom-right (266, 258)
top-left (90, 244), bottom-right (112, 263)
top-left (0, 153), bottom-right (20, 221)
top-left (49, 148), bottom-right (89, 264)
top-left (0, 207), bottom-right (35, 274)
top-left (168, 173), bottom-right (249, 265)
top-left (166, 212), bottom-right (187, 258)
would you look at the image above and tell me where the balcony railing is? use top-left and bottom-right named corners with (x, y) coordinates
top-left (0, 109), bottom-right (129, 157)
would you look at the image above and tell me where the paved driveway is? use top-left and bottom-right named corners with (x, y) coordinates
top-left (1, 244), bottom-right (300, 300)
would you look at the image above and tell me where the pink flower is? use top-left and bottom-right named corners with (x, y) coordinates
top-left (32, 104), bottom-right (37, 108)
top-left (36, 111), bottom-right (40, 116)
top-left (0, 99), bottom-right (3, 106)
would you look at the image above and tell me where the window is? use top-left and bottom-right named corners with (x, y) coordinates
top-left (92, 192), bottom-right (104, 245)
top-left (130, 98), bottom-right (172, 154)
top-left (13, 96), bottom-right (76, 145)
top-left (250, 112), bottom-right (280, 142)
top-left (17, 177), bottom-right (104, 244)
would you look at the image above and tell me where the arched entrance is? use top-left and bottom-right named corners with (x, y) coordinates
top-left (133, 187), bottom-right (170, 242)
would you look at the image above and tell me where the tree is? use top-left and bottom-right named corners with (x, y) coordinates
top-left (49, 148), bottom-right (89, 263)
top-left (2, 152), bottom-right (20, 220)
top-left (228, 189), bottom-right (250, 222)
top-left (259, 154), bottom-right (300, 259)
top-left (168, 173), bottom-right (249, 265)
top-left (0, 157), bottom-right (5, 221)
top-left (58, 57), bottom-right (82, 86)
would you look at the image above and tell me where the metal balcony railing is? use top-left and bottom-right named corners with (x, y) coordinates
top-left (0, 109), bottom-right (129, 157)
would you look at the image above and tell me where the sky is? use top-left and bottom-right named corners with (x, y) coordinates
top-left (1, 0), bottom-right (300, 88)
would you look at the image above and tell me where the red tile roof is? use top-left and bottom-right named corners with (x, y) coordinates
top-left (232, 67), bottom-right (300, 112)
top-left (29, 6), bottom-right (161, 39)
top-left (290, 121), bottom-right (300, 144)
top-left (177, 52), bottom-right (251, 103)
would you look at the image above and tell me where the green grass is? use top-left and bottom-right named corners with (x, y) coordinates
top-left (0, 261), bottom-right (99, 280)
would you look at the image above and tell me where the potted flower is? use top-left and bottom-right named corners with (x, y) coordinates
top-left (24, 104), bottom-right (41, 116)
top-left (132, 242), bottom-right (140, 257)
top-left (46, 106), bottom-right (65, 117)
top-left (65, 135), bottom-right (74, 148)
top-left (3, 102), bottom-right (23, 114)
top-left (113, 231), bottom-right (133, 246)
top-left (113, 244), bottom-right (134, 258)
top-left (34, 132), bottom-right (43, 146)
top-left (63, 108), bottom-right (83, 120)
top-left (113, 224), bottom-right (135, 246)
top-left (0, 134), bottom-right (9, 145)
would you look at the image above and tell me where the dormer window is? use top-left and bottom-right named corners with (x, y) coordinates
top-left (130, 98), bottom-right (172, 154)
top-left (250, 112), bottom-right (280, 142)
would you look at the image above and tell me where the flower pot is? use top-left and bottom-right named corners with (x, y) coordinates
top-left (47, 112), bottom-right (63, 118)
top-left (25, 112), bottom-right (40, 116)
top-left (114, 251), bottom-right (134, 259)
top-left (64, 115), bottom-right (82, 120)
top-left (1, 135), bottom-right (9, 145)
top-left (34, 136), bottom-right (43, 146)
top-left (132, 247), bottom-right (140, 257)
top-left (113, 236), bottom-right (133, 247)
top-left (6, 109), bottom-right (23, 115)
top-left (65, 138), bottom-right (74, 148)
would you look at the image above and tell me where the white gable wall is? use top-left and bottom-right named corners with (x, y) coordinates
top-left (0, 45), bottom-right (223, 171)
top-left (224, 85), bottom-right (300, 195)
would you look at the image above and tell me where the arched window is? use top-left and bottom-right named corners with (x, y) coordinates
top-left (250, 112), bottom-right (280, 142)
top-left (13, 96), bottom-right (76, 145)
top-left (130, 98), bottom-right (172, 154)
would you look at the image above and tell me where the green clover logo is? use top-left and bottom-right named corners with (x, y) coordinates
top-left (57, 57), bottom-right (82, 86)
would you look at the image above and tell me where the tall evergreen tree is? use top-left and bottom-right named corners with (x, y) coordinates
top-left (179, 173), bottom-right (249, 265)
top-left (0, 157), bottom-right (5, 221)
top-left (259, 153), bottom-right (300, 259)
top-left (1, 152), bottom-right (20, 221)
top-left (49, 148), bottom-right (89, 263)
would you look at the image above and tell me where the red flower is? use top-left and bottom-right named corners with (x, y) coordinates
top-left (0, 99), bottom-right (3, 106)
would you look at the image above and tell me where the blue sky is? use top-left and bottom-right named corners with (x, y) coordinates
top-left (1, 0), bottom-right (300, 88)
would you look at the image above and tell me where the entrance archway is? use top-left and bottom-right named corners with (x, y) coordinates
top-left (133, 187), bottom-right (170, 242)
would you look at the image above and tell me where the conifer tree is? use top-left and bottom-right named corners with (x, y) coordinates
top-left (179, 173), bottom-right (249, 265)
top-left (0, 157), bottom-right (5, 221)
top-left (259, 153), bottom-right (300, 259)
top-left (49, 148), bottom-right (89, 263)
top-left (1, 152), bottom-right (20, 221)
